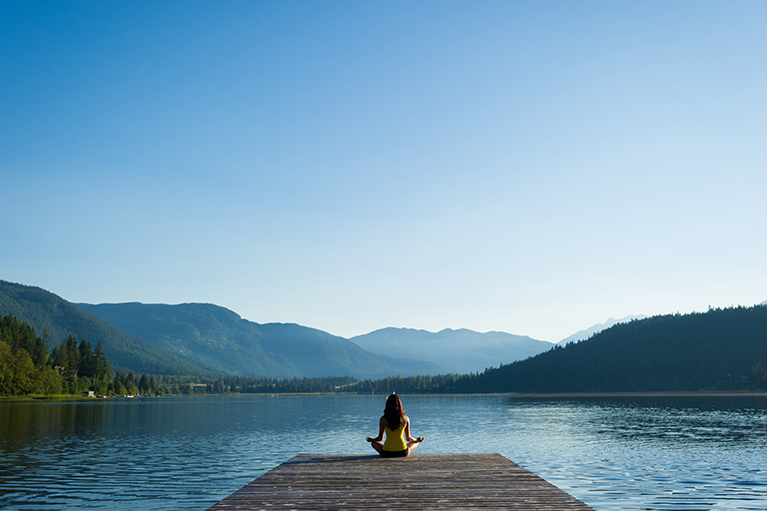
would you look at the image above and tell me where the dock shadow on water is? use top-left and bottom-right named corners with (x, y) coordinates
top-left (1, 394), bottom-right (766, 510)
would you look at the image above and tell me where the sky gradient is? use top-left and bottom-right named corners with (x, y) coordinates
top-left (2, 1), bottom-right (766, 342)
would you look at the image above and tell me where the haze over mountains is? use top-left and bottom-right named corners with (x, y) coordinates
top-left (352, 328), bottom-right (552, 374)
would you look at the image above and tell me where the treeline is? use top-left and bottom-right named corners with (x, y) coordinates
top-left (222, 374), bottom-right (465, 394)
top-left (0, 313), bottom-right (162, 397)
top-left (138, 373), bottom-right (468, 395)
top-left (152, 375), bottom-right (359, 395)
top-left (51, 334), bottom-right (111, 394)
top-left (352, 374), bottom-right (465, 394)
top-left (112, 371), bottom-right (161, 396)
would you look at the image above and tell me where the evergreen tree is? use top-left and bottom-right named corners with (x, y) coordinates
top-left (65, 335), bottom-right (80, 377)
top-left (113, 379), bottom-right (127, 396)
top-left (78, 339), bottom-right (96, 378)
top-left (138, 374), bottom-right (150, 395)
top-left (94, 341), bottom-right (110, 380)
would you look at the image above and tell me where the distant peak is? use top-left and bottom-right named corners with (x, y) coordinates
top-left (558, 315), bottom-right (647, 345)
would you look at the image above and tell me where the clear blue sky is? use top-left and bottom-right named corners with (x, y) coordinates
top-left (2, 1), bottom-right (766, 342)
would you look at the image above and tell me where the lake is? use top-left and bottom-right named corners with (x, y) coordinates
top-left (1, 394), bottom-right (766, 510)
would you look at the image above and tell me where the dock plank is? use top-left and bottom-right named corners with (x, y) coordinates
top-left (207, 454), bottom-right (594, 510)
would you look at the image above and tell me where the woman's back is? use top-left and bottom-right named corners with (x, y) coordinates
top-left (366, 394), bottom-right (424, 457)
top-left (383, 418), bottom-right (408, 452)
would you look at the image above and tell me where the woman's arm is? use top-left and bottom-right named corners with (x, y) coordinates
top-left (403, 416), bottom-right (424, 443)
top-left (366, 416), bottom-right (386, 442)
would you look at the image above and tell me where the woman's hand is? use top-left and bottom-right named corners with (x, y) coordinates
top-left (366, 437), bottom-right (373, 442)
top-left (417, 437), bottom-right (424, 442)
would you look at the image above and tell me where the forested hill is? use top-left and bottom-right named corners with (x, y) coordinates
top-left (0, 281), bottom-right (213, 375)
top-left (460, 306), bottom-right (767, 393)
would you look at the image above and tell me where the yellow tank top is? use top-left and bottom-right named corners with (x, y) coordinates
top-left (383, 424), bottom-right (407, 452)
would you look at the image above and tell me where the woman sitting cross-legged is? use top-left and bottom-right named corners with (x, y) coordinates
top-left (366, 393), bottom-right (424, 457)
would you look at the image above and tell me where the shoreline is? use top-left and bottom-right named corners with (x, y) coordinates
top-left (0, 394), bottom-right (97, 402)
top-left (4, 390), bottom-right (767, 401)
top-left (502, 390), bottom-right (767, 398)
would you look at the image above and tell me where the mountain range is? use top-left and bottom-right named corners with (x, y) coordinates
top-left (2, 280), bottom-right (549, 379)
top-left (351, 328), bottom-right (552, 374)
top-left (3, 280), bottom-right (765, 391)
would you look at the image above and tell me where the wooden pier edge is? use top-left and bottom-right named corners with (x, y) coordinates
top-left (207, 453), bottom-right (595, 510)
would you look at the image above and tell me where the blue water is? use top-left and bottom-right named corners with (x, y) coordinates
top-left (1, 394), bottom-right (765, 510)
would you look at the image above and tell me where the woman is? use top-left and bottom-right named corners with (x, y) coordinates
top-left (366, 393), bottom-right (424, 457)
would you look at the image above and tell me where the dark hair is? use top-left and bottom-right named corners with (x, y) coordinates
top-left (383, 393), bottom-right (405, 430)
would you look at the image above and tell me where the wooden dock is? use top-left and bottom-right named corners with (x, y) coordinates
top-left (207, 453), bottom-right (595, 510)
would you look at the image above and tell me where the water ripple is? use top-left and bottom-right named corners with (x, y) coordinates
top-left (1, 395), bottom-right (766, 510)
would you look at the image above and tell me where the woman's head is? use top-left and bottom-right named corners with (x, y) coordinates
top-left (383, 393), bottom-right (405, 429)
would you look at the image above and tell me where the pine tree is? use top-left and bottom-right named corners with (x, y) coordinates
top-left (138, 374), bottom-right (150, 395)
top-left (65, 335), bottom-right (80, 377)
top-left (78, 339), bottom-right (96, 378)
